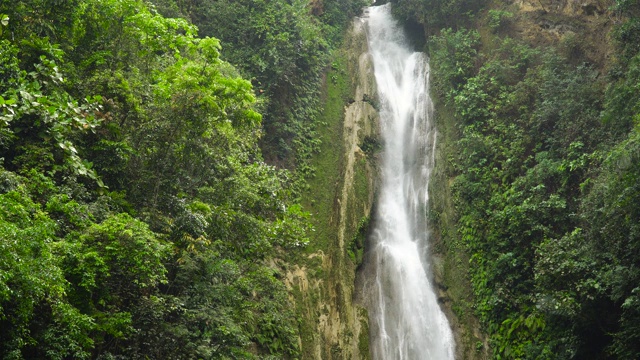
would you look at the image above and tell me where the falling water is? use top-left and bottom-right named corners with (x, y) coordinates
top-left (361, 4), bottom-right (455, 359)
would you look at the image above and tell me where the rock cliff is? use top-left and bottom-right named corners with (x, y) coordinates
top-left (285, 15), bottom-right (379, 359)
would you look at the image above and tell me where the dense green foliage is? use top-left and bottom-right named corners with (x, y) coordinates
top-left (425, 0), bottom-right (640, 358)
top-left (391, 0), bottom-right (485, 34)
top-left (0, 0), bottom-right (360, 357)
top-left (150, 0), bottom-right (366, 173)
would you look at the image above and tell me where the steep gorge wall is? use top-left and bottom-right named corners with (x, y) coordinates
top-left (506, 0), bottom-right (614, 69)
top-left (426, 0), bottom-right (619, 358)
top-left (285, 16), bottom-right (379, 359)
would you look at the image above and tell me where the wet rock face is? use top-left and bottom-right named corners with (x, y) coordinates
top-left (514, 0), bottom-right (606, 16)
top-left (318, 17), bottom-right (379, 360)
top-left (508, 0), bottom-right (614, 69)
top-left (284, 16), bottom-right (379, 360)
top-left (581, 2), bottom-right (604, 16)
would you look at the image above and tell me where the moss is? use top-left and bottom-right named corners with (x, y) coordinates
top-left (283, 52), bottom-right (352, 359)
top-left (292, 46), bottom-right (369, 359)
top-left (358, 308), bottom-right (371, 358)
top-left (287, 18), bottom-right (378, 358)
top-left (348, 215), bottom-right (369, 266)
top-left (302, 52), bottom-right (352, 255)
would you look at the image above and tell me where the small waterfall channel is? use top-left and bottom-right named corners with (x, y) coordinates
top-left (360, 4), bottom-right (455, 359)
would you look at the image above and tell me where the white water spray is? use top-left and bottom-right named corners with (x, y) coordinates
top-left (361, 5), bottom-right (455, 359)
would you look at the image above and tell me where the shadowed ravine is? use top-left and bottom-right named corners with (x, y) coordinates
top-left (360, 5), bottom-right (455, 359)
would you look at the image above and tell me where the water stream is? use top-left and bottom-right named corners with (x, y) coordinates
top-left (361, 4), bottom-right (455, 359)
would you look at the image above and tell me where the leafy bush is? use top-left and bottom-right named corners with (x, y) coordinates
top-left (428, 28), bottom-right (480, 100)
top-left (430, 19), bottom-right (638, 357)
top-left (487, 10), bottom-right (513, 32)
top-left (0, 0), bottom-right (317, 357)
top-left (392, 0), bottom-right (485, 33)
top-left (0, 187), bottom-right (94, 359)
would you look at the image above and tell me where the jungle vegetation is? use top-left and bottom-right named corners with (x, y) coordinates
top-left (390, 0), bottom-right (640, 357)
top-left (3, 0), bottom-right (640, 358)
top-left (0, 0), bottom-right (363, 358)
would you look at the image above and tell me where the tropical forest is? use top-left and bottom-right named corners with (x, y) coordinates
top-left (0, 0), bottom-right (639, 359)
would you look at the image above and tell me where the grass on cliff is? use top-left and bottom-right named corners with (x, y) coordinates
top-left (301, 53), bottom-right (352, 254)
top-left (293, 49), bottom-right (355, 360)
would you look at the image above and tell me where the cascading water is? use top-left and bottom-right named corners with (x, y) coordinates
top-left (360, 4), bottom-right (455, 359)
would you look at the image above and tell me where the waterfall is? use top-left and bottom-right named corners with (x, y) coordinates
top-left (361, 4), bottom-right (455, 359)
